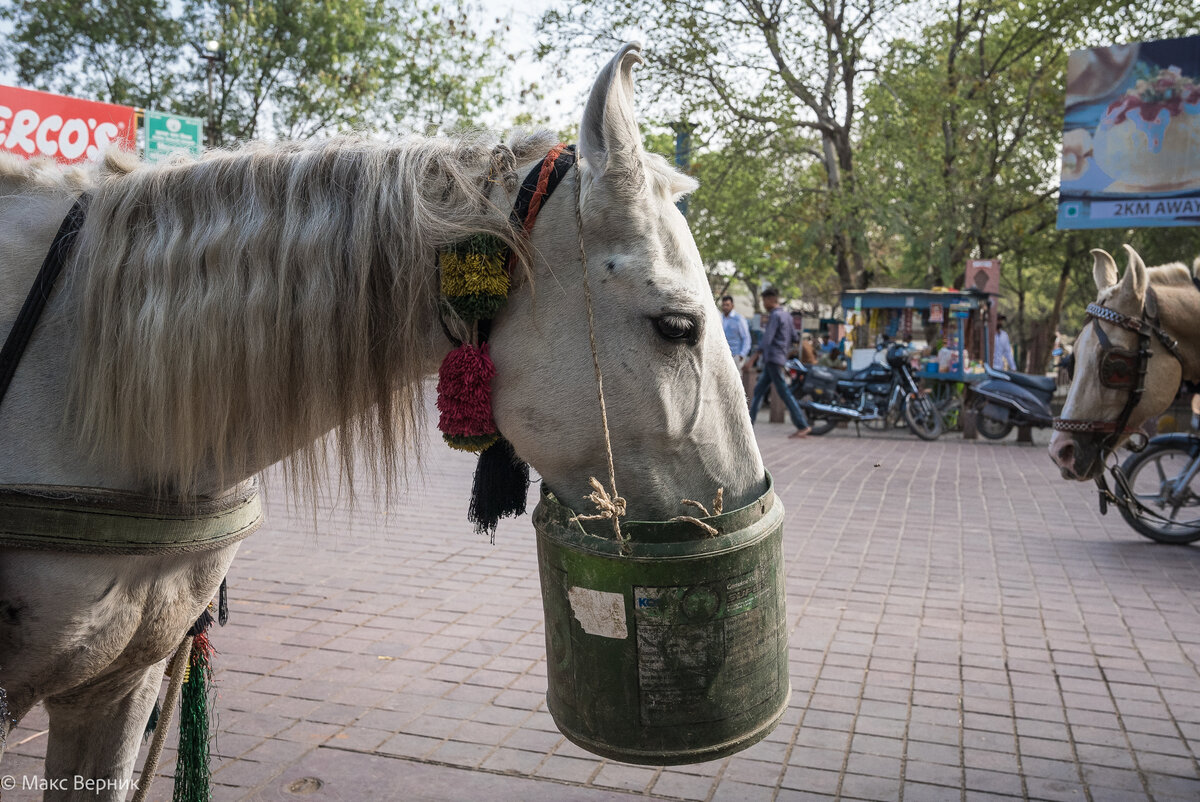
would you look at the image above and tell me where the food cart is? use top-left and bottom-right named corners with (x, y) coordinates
top-left (841, 288), bottom-right (992, 427)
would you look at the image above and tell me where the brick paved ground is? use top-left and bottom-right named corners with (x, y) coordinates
top-left (7, 420), bottom-right (1200, 801)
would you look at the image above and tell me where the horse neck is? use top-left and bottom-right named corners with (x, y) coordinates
top-left (1157, 280), bottom-right (1200, 382)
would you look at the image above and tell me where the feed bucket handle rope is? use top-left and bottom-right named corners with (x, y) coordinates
top-left (572, 172), bottom-right (627, 545)
top-left (130, 635), bottom-right (192, 802)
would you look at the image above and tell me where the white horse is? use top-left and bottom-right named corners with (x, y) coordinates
top-left (1050, 244), bottom-right (1200, 479)
top-left (0, 44), bottom-right (766, 800)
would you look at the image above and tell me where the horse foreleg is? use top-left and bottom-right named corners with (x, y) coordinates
top-left (41, 663), bottom-right (165, 802)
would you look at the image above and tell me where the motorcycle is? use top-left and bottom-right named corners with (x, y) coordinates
top-left (786, 343), bottom-right (944, 440)
top-left (968, 364), bottom-right (1056, 439)
top-left (1098, 433), bottom-right (1200, 545)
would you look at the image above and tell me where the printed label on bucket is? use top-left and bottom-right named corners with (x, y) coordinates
top-left (633, 567), bottom-right (779, 727)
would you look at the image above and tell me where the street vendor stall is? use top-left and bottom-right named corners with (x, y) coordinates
top-left (840, 287), bottom-right (991, 383)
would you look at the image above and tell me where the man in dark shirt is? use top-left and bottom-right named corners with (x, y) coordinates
top-left (748, 287), bottom-right (812, 438)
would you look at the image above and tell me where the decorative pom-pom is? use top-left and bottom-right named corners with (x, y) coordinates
top-left (437, 343), bottom-right (498, 452)
top-left (439, 235), bottom-right (510, 299)
top-left (445, 293), bottom-right (507, 323)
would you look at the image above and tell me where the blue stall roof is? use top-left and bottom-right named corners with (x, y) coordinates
top-left (841, 288), bottom-right (987, 311)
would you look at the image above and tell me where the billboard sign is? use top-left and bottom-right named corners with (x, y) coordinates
top-left (0, 84), bottom-right (135, 164)
top-left (1058, 35), bottom-right (1200, 229)
top-left (145, 110), bottom-right (203, 162)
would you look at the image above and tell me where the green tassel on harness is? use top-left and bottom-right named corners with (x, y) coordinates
top-left (174, 611), bottom-right (215, 802)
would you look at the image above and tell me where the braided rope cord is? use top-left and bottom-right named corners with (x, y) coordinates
top-left (571, 170), bottom-right (626, 545)
top-left (130, 635), bottom-right (193, 802)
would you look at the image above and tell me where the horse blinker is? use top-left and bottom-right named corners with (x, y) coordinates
top-left (1099, 347), bottom-right (1142, 390)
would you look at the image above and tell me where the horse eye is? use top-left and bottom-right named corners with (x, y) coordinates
top-left (653, 314), bottom-right (698, 344)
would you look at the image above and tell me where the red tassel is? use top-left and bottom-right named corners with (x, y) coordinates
top-left (437, 344), bottom-right (498, 446)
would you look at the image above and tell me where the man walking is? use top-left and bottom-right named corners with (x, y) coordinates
top-left (993, 314), bottom-right (1016, 370)
top-left (748, 288), bottom-right (812, 438)
top-left (720, 295), bottom-right (751, 369)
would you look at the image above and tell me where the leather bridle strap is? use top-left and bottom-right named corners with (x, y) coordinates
top-left (0, 192), bottom-right (91, 411)
top-left (1085, 300), bottom-right (1182, 359)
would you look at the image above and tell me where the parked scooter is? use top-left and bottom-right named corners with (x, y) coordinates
top-left (967, 364), bottom-right (1055, 439)
top-left (787, 343), bottom-right (943, 440)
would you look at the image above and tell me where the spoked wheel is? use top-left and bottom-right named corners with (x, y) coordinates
top-left (796, 394), bottom-right (838, 436)
top-left (1116, 442), bottom-right (1200, 544)
top-left (903, 392), bottom-right (944, 441)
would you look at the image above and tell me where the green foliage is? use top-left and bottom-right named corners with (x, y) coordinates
top-left (645, 128), bottom-right (839, 303)
top-left (0, 0), bottom-right (186, 109)
top-left (540, 0), bottom-right (920, 292)
top-left (543, 0), bottom-right (1200, 359)
top-left (0, 0), bottom-right (521, 143)
top-left (857, 0), bottom-right (1200, 355)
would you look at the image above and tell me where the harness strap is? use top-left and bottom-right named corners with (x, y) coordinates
top-left (510, 143), bottom-right (576, 237)
top-left (0, 193), bottom-right (90, 411)
top-left (0, 482), bottom-right (263, 554)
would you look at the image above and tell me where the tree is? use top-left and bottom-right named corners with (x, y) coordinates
top-left (858, 0), bottom-right (1200, 367)
top-left (0, 0), bottom-right (186, 110)
top-left (1, 0), bottom-right (523, 144)
top-left (539, 0), bottom-right (917, 291)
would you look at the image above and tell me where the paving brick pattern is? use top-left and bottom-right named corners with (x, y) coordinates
top-left (7, 421), bottom-right (1200, 800)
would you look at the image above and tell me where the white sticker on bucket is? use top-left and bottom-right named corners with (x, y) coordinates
top-left (567, 587), bottom-right (627, 639)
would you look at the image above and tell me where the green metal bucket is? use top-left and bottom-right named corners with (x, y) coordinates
top-left (533, 472), bottom-right (789, 765)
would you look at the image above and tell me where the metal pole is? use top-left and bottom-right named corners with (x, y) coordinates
top-left (671, 122), bottom-right (694, 217)
top-left (205, 59), bottom-right (214, 147)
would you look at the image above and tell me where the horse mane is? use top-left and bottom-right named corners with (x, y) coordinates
top-left (1095, 259), bottom-right (1196, 307)
top-left (56, 130), bottom-right (556, 499)
top-left (1148, 262), bottom-right (1195, 286)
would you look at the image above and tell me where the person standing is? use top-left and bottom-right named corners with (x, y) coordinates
top-left (720, 295), bottom-right (751, 369)
top-left (748, 287), bottom-right (812, 438)
top-left (993, 313), bottom-right (1017, 370)
top-left (800, 333), bottom-right (819, 366)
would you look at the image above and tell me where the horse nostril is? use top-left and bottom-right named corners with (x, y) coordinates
top-left (1051, 440), bottom-right (1076, 473)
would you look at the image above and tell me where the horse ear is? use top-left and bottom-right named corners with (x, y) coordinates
top-left (579, 42), bottom-right (645, 192)
top-left (1092, 249), bottom-right (1117, 292)
top-left (1118, 243), bottom-right (1148, 306)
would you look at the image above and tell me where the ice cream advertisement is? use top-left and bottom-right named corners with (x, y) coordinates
top-left (1058, 35), bottom-right (1200, 230)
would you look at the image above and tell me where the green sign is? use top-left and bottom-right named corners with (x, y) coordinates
top-left (144, 110), bottom-right (203, 162)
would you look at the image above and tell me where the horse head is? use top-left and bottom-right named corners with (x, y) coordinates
top-left (490, 44), bottom-right (767, 521)
top-left (1049, 245), bottom-right (1184, 479)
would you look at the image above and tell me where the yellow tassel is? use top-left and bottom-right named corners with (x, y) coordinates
top-left (440, 251), bottom-right (509, 298)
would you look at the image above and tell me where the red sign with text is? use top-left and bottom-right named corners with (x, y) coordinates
top-left (0, 84), bottom-right (135, 164)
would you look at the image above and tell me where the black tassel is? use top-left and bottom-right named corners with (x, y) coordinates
top-left (143, 699), bottom-right (161, 742)
top-left (217, 579), bottom-right (228, 626)
top-left (187, 609), bottom-right (214, 638)
top-left (468, 437), bottom-right (530, 543)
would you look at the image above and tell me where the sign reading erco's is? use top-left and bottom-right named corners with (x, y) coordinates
top-left (0, 84), bottom-right (135, 164)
